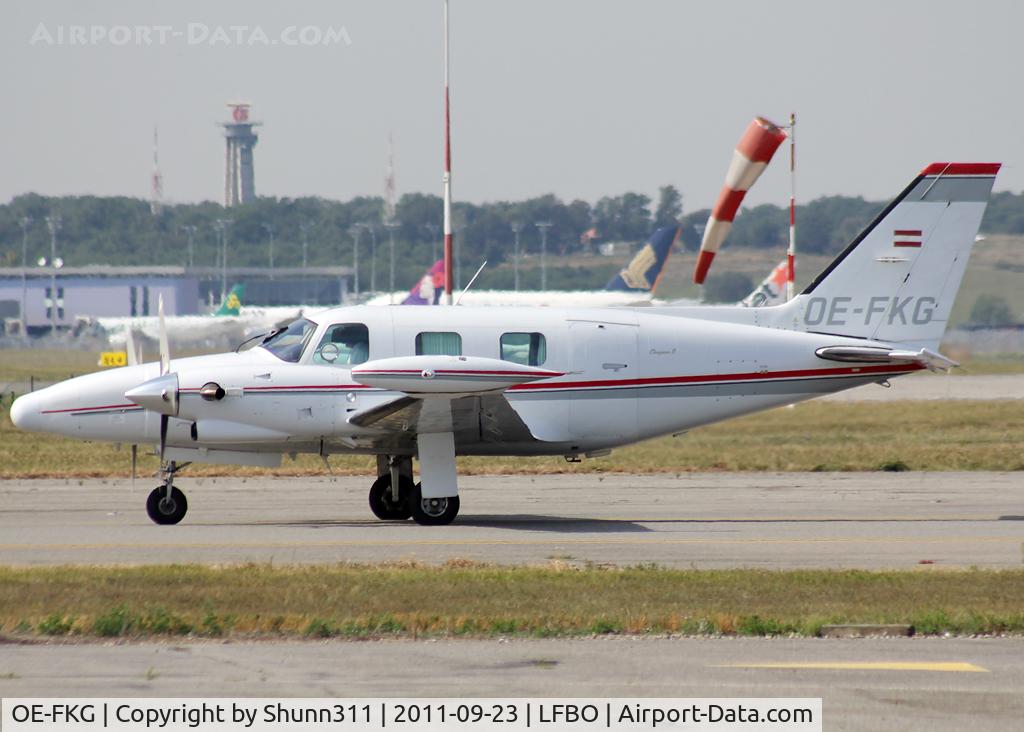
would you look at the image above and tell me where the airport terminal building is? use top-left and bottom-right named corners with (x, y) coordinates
top-left (0, 265), bottom-right (353, 335)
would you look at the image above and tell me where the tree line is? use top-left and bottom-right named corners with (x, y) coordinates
top-left (2, 186), bottom-right (1023, 279)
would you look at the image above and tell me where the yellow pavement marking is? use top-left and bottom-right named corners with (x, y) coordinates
top-left (0, 536), bottom-right (1016, 552)
top-left (719, 662), bottom-right (988, 673)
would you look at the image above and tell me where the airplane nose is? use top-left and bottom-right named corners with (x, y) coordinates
top-left (9, 392), bottom-right (41, 431)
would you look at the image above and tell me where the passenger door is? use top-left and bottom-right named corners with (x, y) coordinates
top-left (568, 320), bottom-right (639, 441)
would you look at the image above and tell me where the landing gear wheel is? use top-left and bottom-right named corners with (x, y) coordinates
top-left (369, 474), bottom-right (414, 520)
top-left (410, 483), bottom-right (460, 526)
top-left (146, 486), bottom-right (188, 525)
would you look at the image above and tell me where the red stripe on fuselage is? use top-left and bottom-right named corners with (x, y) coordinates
top-left (508, 363), bottom-right (920, 391)
top-left (42, 403), bottom-right (140, 414)
top-left (48, 364), bottom-right (920, 413)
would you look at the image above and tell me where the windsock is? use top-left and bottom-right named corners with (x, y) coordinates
top-left (694, 117), bottom-right (788, 284)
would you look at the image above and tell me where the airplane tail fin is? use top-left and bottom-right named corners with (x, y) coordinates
top-left (604, 225), bottom-right (680, 294)
top-left (402, 260), bottom-right (445, 305)
top-left (781, 163), bottom-right (999, 350)
top-left (741, 260), bottom-right (789, 307)
top-left (215, 284), bottom-right (245, 316)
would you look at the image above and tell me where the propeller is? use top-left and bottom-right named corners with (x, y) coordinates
top-left (123, 295), bottom-right (179, 474)
top-left (125, 327), bottom-right (142, 367)
top-left (157, 295), bottom-right (171, 462)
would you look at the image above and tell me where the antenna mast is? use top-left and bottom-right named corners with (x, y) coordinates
top-left (442, 0), bottom-right (454, 305)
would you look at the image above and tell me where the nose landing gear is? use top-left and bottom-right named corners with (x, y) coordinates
top-left (368, 473), bottom-right (414, 520)
top-left (145, 460), bottom-right (189, 525)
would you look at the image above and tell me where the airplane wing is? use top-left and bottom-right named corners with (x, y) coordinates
top-left (345, 356), bottom-right (563, 449)
top-left (347, 392), bottom-right (539, 445)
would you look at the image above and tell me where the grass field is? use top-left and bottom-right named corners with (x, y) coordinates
top-left (1, 399), bottom-right (1022, 478)
top-left (1, 565), bottom-right (1021, 640)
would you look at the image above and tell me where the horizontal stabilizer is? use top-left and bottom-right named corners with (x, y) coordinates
top-left (815, 345), bottom-right (958, 372)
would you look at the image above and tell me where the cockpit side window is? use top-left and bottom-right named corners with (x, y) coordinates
top-left (313, 323), bottom-right (370, 366)
top-left (261, 318), bottom-right (317, 363)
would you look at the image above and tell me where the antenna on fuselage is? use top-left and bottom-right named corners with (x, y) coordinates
top-left (454, 260), bottom-right (487, 306)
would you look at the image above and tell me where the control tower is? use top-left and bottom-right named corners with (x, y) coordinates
top-left (222, 102), bottom-right (261, 207)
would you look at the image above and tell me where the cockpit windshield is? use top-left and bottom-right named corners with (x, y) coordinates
top-left (260, 318), bottom-right (317, 363)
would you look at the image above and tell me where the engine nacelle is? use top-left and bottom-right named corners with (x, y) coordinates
top-left (351, 355), bottom-right (563, 394)
top-left (190, 419), bottom-right (290, 443)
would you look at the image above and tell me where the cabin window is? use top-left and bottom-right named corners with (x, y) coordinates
top-left (500, 332), bottom-right (547, 366)
top-left (262, 318), bottom-right (317, 363)
top-left (313, 323), bottom-right (370, 365)
top-left (415, 331), bottom-right (462, 356)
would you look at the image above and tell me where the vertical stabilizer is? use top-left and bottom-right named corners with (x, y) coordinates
top-left (782, 163), bottom-right (999, 350)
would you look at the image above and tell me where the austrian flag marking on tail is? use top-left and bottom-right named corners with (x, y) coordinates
top-left (893, 229), bottom-right (922, 248)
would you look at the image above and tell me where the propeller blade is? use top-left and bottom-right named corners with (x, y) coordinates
top-left (159, 415), bottom-right (168, 463)
top-left (158, 294), bottom-right (170, 375)
top-left (130, 443), bottom-right (137, 491)
top-left (125, 328), bottom-right (139, 367)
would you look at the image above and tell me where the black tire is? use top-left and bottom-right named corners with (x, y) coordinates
top-left (146, 486), bottom-right (188, 525)
top-left (410, 482), bottom-right (460, 526)
top-left (368, 474), bottom-right (414, 520)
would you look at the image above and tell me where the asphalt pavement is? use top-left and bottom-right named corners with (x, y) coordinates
top-left (1, 473), bottom-right (1022, 569)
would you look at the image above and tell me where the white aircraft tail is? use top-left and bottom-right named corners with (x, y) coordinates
top-left (779, 163), bottom-right (999, 350)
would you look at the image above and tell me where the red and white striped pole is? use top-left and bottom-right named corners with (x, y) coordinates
top-left (442, 0), bottom-right (454, 305)
top-left (787, 112), bottom-right (796, 300)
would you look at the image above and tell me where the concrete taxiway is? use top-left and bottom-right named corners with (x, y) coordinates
top-left (823, 373), bottom-right (1024, 401)
top-left (1, 637), bottom-right (1023, 731)
top-left (1, 473), bottom-right (1021, 568)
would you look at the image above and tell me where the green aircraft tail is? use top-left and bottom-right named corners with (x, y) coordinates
top-left (215, 284), bottom-right (245, 316)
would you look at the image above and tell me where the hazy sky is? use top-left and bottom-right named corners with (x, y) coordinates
top-left (2, 0), bottom-right (1021, 212)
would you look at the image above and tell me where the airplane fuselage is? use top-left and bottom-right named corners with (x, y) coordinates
top-left (12, 304), bottom-right (915, 462)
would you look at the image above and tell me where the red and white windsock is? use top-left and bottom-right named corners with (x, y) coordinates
top-left (694, 116), bottom-right (788, 284)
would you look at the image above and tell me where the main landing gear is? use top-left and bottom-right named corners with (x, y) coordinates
top-left (369, 453), bottom-right (461, 526)
top-left (146, 460), bottom-right (189, 525)
top-left (410, 485), bottom-right (460, 526)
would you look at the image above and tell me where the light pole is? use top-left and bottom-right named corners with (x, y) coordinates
top-left (384, 220), bottom-right (400, 304)
top-left (19, 217), bottom-right (31, 333)
top-left (45, 215), bottom-right (61, 333)
top-left (214, 218), bottom-right (233, 304)
top-left (261, 223), bottom-right (275, 271)
top-left (177, 225), bottom-right (197, 268)
top-left (424, 223), bottom-right (440, 263)
top-left (362, 222), bottom-right (378, 293)
top-left (348, 225), bottom-right (362, 298)
top-left (535, 222), bottom-right (552, 290)
top-left (510, 222), bottom-right (522, 292)
top-left (299, 221), bottom-right (313, 269)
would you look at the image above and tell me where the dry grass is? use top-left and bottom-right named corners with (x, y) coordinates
top-left (0, 399), bottom-right (1022, 479)
top-left (2, 564), bottom-right (1022, 639)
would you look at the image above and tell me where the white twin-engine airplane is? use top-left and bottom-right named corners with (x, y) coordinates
top-left (10, 163), bottom-right (999, 526)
